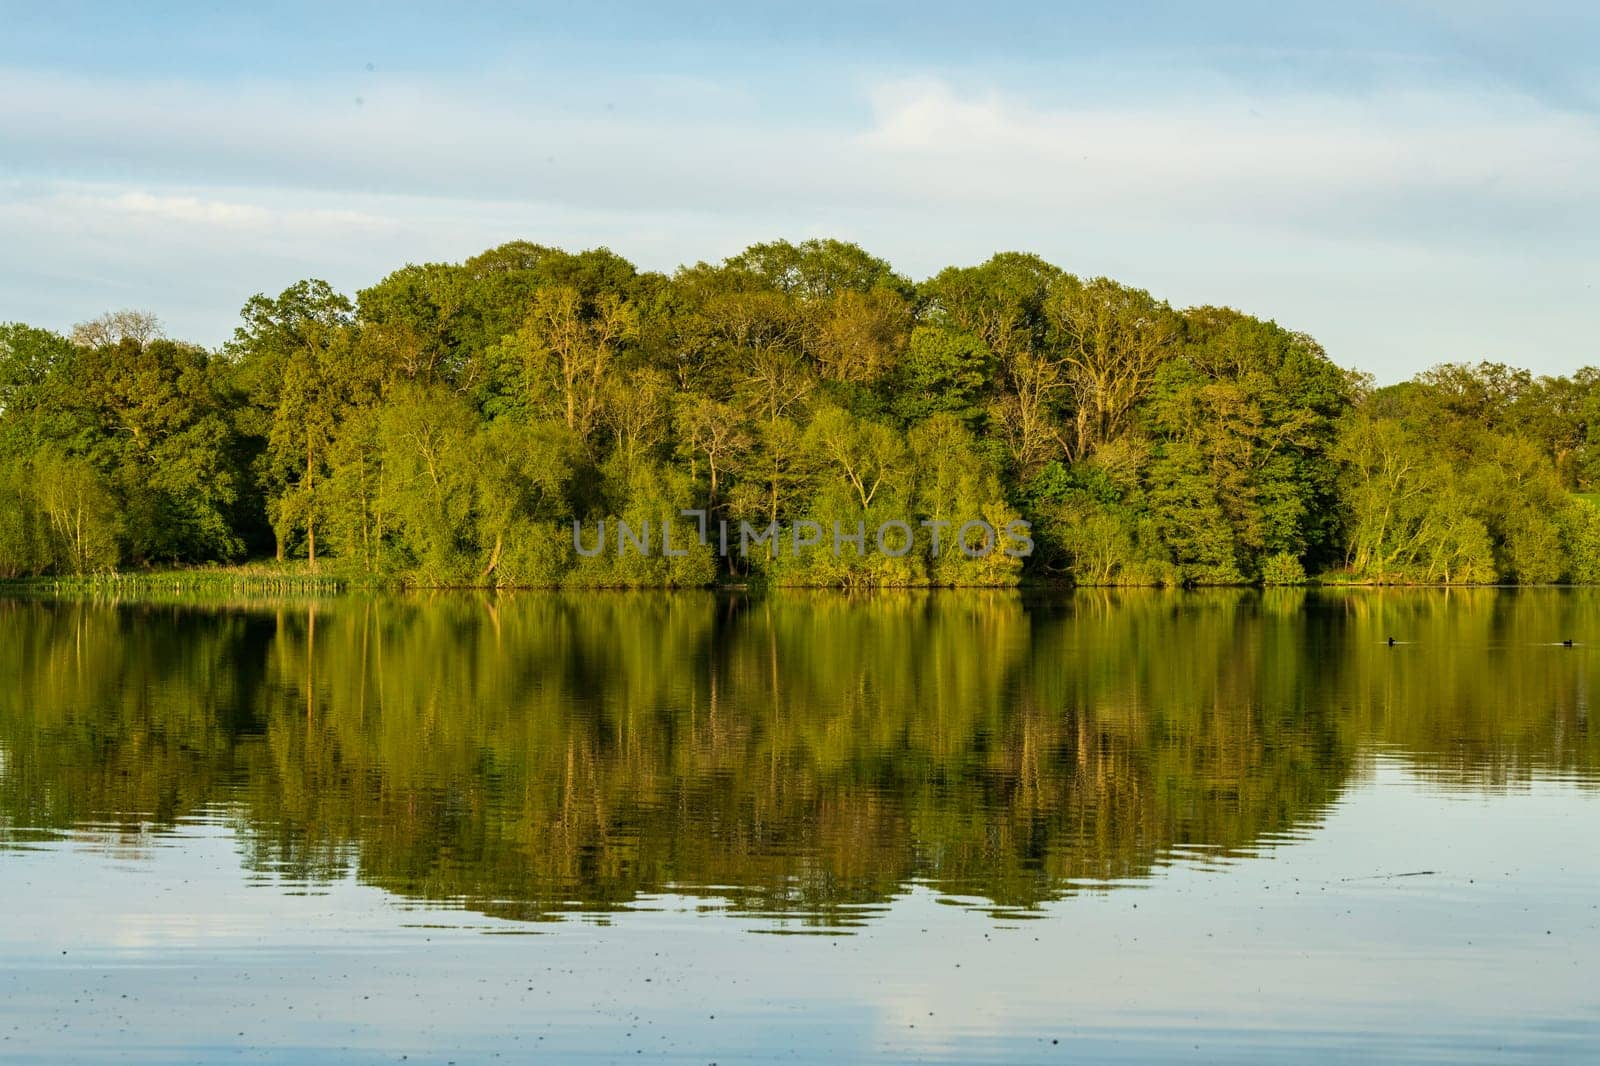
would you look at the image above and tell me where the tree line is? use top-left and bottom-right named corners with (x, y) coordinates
top-left (2, 239), bottom-right (1598, 586)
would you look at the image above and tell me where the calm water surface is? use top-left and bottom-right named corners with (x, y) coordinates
top-left (1, 589), bottom-right (1597, 1063)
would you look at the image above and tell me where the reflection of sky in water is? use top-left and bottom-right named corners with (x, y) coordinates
top-left (4, 761), bottom-right (1597, 1064)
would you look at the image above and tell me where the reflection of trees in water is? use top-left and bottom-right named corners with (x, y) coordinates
top-left (1319, 589), bottom-right (1600, 787)
top-left (1, 591), bottom-right (1595, 923)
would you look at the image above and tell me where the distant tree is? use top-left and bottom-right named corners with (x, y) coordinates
top-left (494, 287), bottom-right (638, 440)
top-left (33, 450), bottom-right (120, 574)
top-left (70, 309), bottom-right (162, 349)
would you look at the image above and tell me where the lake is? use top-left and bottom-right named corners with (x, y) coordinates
top-left (1, 589), bottom-right (1597, 1063)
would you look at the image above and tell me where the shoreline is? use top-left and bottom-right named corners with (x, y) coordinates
top-left (2, 568), bottom-right (1595, 596)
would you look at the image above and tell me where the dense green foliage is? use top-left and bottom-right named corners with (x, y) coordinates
top-left (3, 241), bottom-right (1598, 585)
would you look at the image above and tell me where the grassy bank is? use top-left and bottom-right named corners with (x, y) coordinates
top-left (6, 564), bottom-right (1597, 598)
top-left (2, 563), bottom-right (355, 596)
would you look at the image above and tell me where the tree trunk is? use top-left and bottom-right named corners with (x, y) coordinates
top-left (482, 533), bottom-right (504, 580)
top-left (306, 440), bottom-right (317, 571)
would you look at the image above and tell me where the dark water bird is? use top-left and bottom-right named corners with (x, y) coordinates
top-left (1564, 639), bottom-right (1574, 647)
top-left (1387, 637), bottom-right (1395, 647)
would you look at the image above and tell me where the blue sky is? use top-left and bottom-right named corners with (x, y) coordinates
top-left (2, 1), bottom-right (1597, 381)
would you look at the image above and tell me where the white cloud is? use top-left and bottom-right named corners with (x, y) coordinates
top-left (79, 191), bottom-right (388, 232)
top-left (858, 78), bottom-right (1600, 231)
top-left (7, 66), bottom-right (1595, 227)
top-left (1, 66), bottom-right (1596, 379)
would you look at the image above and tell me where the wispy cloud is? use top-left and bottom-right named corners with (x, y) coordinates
top-left (63, 190), bottom-right (391, 232)
top-left (6, 67), bottom-right (1595, 222)
top-left (1, 64), bottom-right (1596, 379)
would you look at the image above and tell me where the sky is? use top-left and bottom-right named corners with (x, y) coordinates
top-left (1, 1), bottom-right (1597, 383)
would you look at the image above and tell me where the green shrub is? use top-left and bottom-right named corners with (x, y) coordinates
top-left (1260, 552), bottom-right (1308, 587)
